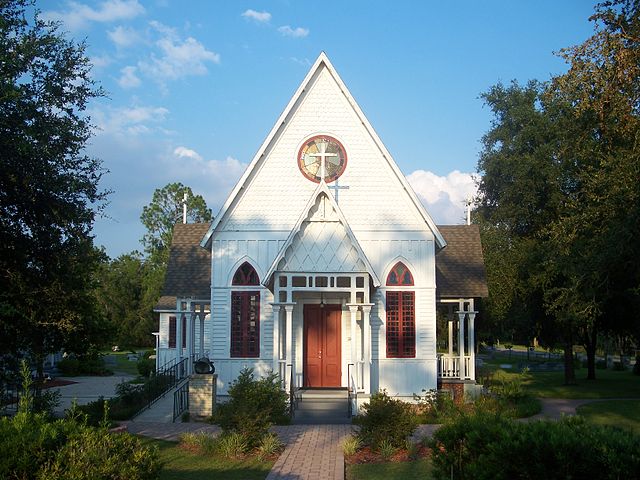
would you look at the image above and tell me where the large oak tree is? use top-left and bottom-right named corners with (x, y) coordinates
top-left (0, 0), bottom-right (108, 374)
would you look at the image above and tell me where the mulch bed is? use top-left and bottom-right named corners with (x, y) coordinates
top-left (345, 445), bottom-right (431, 465)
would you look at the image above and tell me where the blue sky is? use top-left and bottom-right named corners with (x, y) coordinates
top-left (40, 0), bottom-right (596, 257)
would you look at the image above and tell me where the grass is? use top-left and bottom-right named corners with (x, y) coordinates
top-left (577, 400), bottom-right (640, 435)
top-left (143, 438), bottom-right (274, 480)
top-left (346, 458), bottom-right (433, 480)
top-left (486, 367), bottom-right (640, 399)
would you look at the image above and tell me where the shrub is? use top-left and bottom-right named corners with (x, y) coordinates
top-left (378, 439), bottom-right (396, 460)
top-left (414, 388), bottom-right (457, 423)
top-left (341, 435), bottom-right (361, 456)
top-left (257, 432), bottom-right (283, 458)
top-left (57, 354), bottom-right (111, 376)
top-left (179, 432), bottom-right (216, 454)
top-left (212, 368), bottom-right (288, 448)
top-left (596, 359), bottom-right (607, 369)
top-left (633, 355), bottom-right (640, 376)
top-left (216, 432), bottom-right (249, 459)
top-left (612, 361), bottom-right (626, 371)
top-left (430, 411), bottom-right (640, 480)
top-left (354, 390), bottom-right (417, 450)
top-left (57, 358), bottom-right (81, 376)
top-left (38, 428), bottom-right (160, 480)
top-left (137, 357), bottom-right (155, 378)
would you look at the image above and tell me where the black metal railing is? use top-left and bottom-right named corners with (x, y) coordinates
top-left (172, 381), bottom-right (189, 422)
top-left (134, 356), bottom-right (189, 417)
top-left (347, 363), bottom-right (357, 417)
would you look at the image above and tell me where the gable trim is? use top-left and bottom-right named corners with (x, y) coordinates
top-left (263, 181), bottom-right (381, 287)
top-left (201, 52), bottom-right (446, 249)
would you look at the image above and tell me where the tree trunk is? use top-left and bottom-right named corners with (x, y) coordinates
top-left (584, 328), bottom-right (597, 380)
top-left (563, 340), bottom-right (576, 385)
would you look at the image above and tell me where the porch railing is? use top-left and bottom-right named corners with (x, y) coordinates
top-left (287, 364), bottom-right (301, 418)
top-left (438, 354), bottom-right (473, 379)
top-left (134, 356), bottom-right (189, 417)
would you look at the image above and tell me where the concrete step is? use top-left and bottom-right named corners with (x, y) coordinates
top-left (298, 388), bottom-right (348, 400)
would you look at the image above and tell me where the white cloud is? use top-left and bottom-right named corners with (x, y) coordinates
top-left (43, 0), bottom-right (145, 30)
top-left (290, 56), bottom-right (311, 67)
top-left (90, 54), bottom-right (112, 68)
top-left (406, 170), bottom-right (477, 224)
top-left (173, 146), bottom-right (203, 161)
top-left (241, 9), bottom-right (271, 23)
top-left (139, 22), bottom-right (220, 83)
top-left (91, 104), bottom-right (169, 136)
top-left (117, 66), bottom-right (141, 88)
top-left (278, 25), bottom-right (309, 38)
top-left (107, 25), bottom-right (141, 48)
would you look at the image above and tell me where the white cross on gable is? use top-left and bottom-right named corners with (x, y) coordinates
top-left (308, 140), bottom-right (338, 182)
top-left (328, 177), bottom-right (349, 204)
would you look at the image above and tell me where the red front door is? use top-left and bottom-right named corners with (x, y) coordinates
top-left (303, 304), bottom-right (342, 387)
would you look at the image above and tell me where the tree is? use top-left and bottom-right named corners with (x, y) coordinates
top-left (476, 0), bottom-right (640, 383)
top-left (140, 182), bottom-right (211, 263)
top-left (0, 0), bottom-right (108, 373)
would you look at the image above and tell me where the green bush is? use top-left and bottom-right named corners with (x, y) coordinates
top-left (354, 390), bottom-right (417, 450)
top-left (57, 354), bottom-right (112, 376)
top-left (137, 357), bottom-right (155, 378)
top-left (38, 428), bottom-right (160, 480)
top-left (633, 355), bottom-right (640, 376)
top-left (430, 411), bottom-right (640, 479)
top-left (212, 368), bottom-right (288, 448)
top-left (57, 358), bottom-right (81, 376)
top-left (215, 431), bottom-right (249, 458)
top-left (613, 361), bottom-right (626, 371)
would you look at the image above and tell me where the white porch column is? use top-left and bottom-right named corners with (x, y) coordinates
top-left (284, 304), bottom-right (295, 392)
top-left (176, 300), bottom-right (183, 361)
top-left (361, 304), bottom-right (373, 393)
top-left (199, 308), bottom-right (205, 357)
top-left (468, 312), bottom-right (477, 381)
top-left (448, 320), bottom-right (454, 356)
top-left (457, 310), bottom-right (466, 380)
top-left (186, 302), bottom-right (194, 374)
top-left (271, 305), bottom-right (282, 372)
top-left (348, 304), bottom-right (358, 390)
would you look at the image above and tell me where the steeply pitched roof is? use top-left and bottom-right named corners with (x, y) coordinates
top-left (263, 182), bottom-right (381, 286)
top-left (200, 52), bottom-right (446, 250)
top-left (436, 225), bottom-right (489, 298)
top-left (154, 223), bottom-right (211, 311)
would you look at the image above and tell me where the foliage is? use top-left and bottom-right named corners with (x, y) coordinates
top-left (342, 435), bottom-right (362, 456)
top-left (212, 368), bottom-right (288, 448)
top-left (354, 390), bottom-right (418, 450)
top-left (378, 439), bottom-right (397, 461)
top-left (140, 182), bottom-right (212, 263)
top-left (476, 0), bottom-right (640, 383)
top-left (634, 356), bottom-right (640, 376)
top-left (430, 412), bottom-right (640, 479)
top-left (57, 351), bottom-right (111, 376)
top-left (1, 366), bottom-right (158, 479)
top-left (577, 399), bottom-right (640, 435)
top-left (178, 432), bottom-right (217, 454)
top-left (414, 389), bottom-right (457, 424)
top-left (38, 428), bottom-right (161, 480)
top-left (256, 433), bottom-right (283, 458)
top-left (216, 432), bottom-right (249, 459)
top-left (0, 0), bottom-right (110, 367)
top-left (137, 357), bottom-right (156, 377)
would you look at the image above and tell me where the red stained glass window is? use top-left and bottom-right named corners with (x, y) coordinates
top-left (386, 262), bottom-right (414, 286)
top-left (232, 262), bottom-right (260, 286)
top-left (386, 291), bottom-right (415, 358)
top-left (168, 316), bottom-right (176, 348)
top-left (230, 291), bottom-right (260, 358)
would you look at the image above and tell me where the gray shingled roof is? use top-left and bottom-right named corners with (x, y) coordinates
top-left (154, 223), bottom-right (211, 311)
top-left (436, 225), bottom-right (489, 298)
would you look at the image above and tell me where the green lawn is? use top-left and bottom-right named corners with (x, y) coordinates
top-left (144, 438), bottom-right (273, 480)
top-left (490, 368), bottom-right (640, 399)
top-left (347, 459), bottom-right (433, 480)
top-left (577, 400), bottom-right (640, 435)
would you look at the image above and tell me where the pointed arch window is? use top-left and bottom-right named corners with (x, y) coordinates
top-left (386, 262), bottom-right (414, 286)
top-left (386, 262), bottom-right (415, 358)
top-left (232, 262), bottom-right (260, 286)
top-left (231, 262), bottom-right (260, 358)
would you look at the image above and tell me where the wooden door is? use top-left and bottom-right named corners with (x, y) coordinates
top-left (303, 304), bottom-right (342, 387)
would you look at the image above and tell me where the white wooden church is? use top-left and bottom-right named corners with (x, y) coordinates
top-left (154, 53), bottom-right (487, 405)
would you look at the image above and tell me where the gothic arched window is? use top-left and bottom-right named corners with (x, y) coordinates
top-left (386, 261), bottom-right (414, 286)
top-left (385, 262), bottom-right (415, 358)
top-left (230, 262), bottom-right (260, 357)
